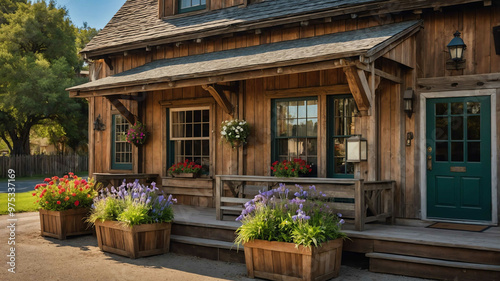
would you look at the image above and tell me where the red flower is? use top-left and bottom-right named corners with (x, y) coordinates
top-left (72, 193), bottom-right (76, 197)
top-left (44, 178), bottom-right (51, 182)
top-left (45, 201), bottom-right (48, 204)
top-left (34, 185), bottom-right (39, 189)
top-left (79, 188), bottom-right (83, 191)
top-left (49, 181), bottom-right (54, 185)
top-left (308, 169), bottom-right (312, 173)
top-left (74, 180), bottom-right (80, 186)
top-left (291, 169), bottom-right (295, 172)
top-left (285, 166), bottom-right (288, 170)
top-left (69, 172), bottom-right (74, 176)
top-left (74, 201), bottom-right (80, 207)
top-left (73, 176), bottom-right (78, 179)
top-left (58, 190), bottom-right (63, 194)
top-left (306, 165), bottom-right (311, 169)
top-left (41, 184), bottom-right (47, 187)
top-left (32, 192), bottom-right (36, 196)
top-left (64, 196), bottom-right (70, 201)
top-left (56, 201), bottom-right (61, 205)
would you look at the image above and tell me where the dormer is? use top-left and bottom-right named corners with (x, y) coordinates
top-left (158, 0), bottom-right (262, 18)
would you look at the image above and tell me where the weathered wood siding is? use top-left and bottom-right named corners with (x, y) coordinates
top-left (88, 4), bottom-right (499, 218)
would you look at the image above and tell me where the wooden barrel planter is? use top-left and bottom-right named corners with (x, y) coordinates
top-left (94, 220), bottom-right (172, 259)
top-left (39, 208), bottom-right (93, 239)
top-left (243, 238), bottom-right (343, 281)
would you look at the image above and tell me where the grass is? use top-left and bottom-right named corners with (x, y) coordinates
top-left (0, 191), bottom-right (39, 215)
top-left (0, 171), bottom-right (89, 183)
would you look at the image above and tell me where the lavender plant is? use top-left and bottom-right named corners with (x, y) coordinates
top-left (235, 184), bottom-right (346, 249)
top-left (88, 180), bottom-right (176, 227)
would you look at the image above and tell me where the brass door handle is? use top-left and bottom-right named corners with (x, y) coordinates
top-left (427, 155), bottom-right (432, 171)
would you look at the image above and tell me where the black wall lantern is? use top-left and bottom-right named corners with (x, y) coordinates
top-left (93, 114), bottom-right (106, 131)
top-left (446, 31), bottom-right (467, 70)
top-left (403, 88), bottom-right (414, 118)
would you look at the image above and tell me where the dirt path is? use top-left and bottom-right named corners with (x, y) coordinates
top-left (1, 212), bottom-right (429, 281)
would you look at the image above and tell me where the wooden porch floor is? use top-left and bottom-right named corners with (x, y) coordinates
top-left (173, 205), bottom-right (500, 252)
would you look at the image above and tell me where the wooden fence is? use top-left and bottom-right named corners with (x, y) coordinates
top-left (0, 154), bottom-right (88, 178)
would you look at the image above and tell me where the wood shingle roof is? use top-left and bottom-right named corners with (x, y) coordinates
top-left (70, 20), bottom-right (421, 94)
top-left (81, 0), bottom-right (383, 56)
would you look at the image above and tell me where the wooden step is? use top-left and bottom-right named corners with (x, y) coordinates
top-left (372, 240), bottom-right (500, 266)
top-left (172, 221), bottom-right (237, 242)
top-left (170, 235), bottom-right (245, 264)
top-left (367, 253), bottom-right (500, 281)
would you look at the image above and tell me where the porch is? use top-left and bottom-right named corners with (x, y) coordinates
top-left (171, 204), bottom-right (500, 281)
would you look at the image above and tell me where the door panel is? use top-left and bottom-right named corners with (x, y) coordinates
top-left (426, 96), bottom-right (491, 221)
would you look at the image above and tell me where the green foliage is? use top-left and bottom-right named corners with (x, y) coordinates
top-left (32, 173), bottom-right (99, 211)
top-left (0, 0), bottom-right (26, 25)
top-left (0, 0), bottom-right (94, 155)
top-left (117, 199), bottom-right (149, 226)
top-left (87, 182), bottom-right (176, 227)
top-left (235, 185), bottom-right (347, 249)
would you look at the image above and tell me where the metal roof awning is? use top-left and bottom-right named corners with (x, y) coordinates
top-left (68, 20), bottom-right (421, 98)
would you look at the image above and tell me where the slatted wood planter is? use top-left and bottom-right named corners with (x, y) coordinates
top-left (94, 220), bottom-right (172, 259)
top-left (39, 208), bottom-right (93, 239)
top-left (243, 238), bottom-right (343, 281)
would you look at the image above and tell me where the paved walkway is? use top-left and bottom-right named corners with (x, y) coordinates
top-left (0, 174), bottom-right (89, 193)
top-left (0, 212), bottom-right (430, 281)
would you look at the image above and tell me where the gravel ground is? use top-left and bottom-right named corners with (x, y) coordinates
top-left (1, 212), bottom-right (430, 281)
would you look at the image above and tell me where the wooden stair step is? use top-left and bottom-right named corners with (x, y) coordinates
top-left (170, 235), bottom-right (245, 264)
top-left (367, 253), bottom-right (500, 281)
top-left (170, 235), bottom-right (243, 251)
top-left (220, 206), bottom-right (244, 211)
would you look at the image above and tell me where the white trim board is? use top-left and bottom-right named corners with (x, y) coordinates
top-left (419, 89), bottom-right (498, 225)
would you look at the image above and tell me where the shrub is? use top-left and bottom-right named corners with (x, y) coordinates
top-left (88, 180), bottom-right (176, 227)
top-left (235, 184), bottom-right (346, 249)
top-left (32, 173), bottom-right (98, 211)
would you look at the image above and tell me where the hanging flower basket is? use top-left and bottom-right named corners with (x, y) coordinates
top-left (126, 121), bottom-right (148, 146)
top-left (220, 119), bottom-right (250, 148)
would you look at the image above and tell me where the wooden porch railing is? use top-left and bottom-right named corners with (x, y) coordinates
top-left (215, 175), bottom-right (395, 231)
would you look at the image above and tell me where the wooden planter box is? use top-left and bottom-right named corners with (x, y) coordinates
top-left (94, 220), bottom-right (172, 259)
top-left (243, 238), bottom-right (343, 281)
top-left (39, 208), bottom-right (93, 239)
top-left (171, 172), bottom-right (199, 178)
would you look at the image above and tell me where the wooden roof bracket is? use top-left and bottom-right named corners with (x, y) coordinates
top-left (106, 96), bottom-right (136, 124)
top-left (343, 65), bottom-right (372, 114)
top-left (202, 84), bottom-right (235, 116)
top-left (104, 56), bottom-right (114, 71)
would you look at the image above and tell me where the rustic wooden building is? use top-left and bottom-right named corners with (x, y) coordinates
top-left (68, 0), bottom-right (500, 278)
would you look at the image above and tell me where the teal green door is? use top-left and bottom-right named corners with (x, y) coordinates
top-left (426, 96), bottom-right (491, 221)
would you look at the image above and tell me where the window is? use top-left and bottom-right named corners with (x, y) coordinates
top-left (112, 114), bottom-right (132, 170)
top-left (328, 96), bottom-right (358, 178)
top-left (272, 98), bottom-right (318, 176)
top-left (168, 107), bottom-right (210, 174)
top-left (178, 0), bottom-right (206, 13)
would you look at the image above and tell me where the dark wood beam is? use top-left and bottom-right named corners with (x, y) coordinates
top-left (343, 66), bottom-right (372, 112)
top-left (106, 96), bottom-right (136, 124)
top-left (417, 73), bottom-right (500, 92)
top-left (104, 56), bottom-right (113, 71)
top-left (202, 84), bottom-right (234, 116)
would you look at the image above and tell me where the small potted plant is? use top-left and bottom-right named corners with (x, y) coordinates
top-left (235, 184), bottom-right (346, 281)
top-left (271, 158), bottom-right (312, 177)
top-left (87, 180), bottom-right (176, 258)
top-left (33, 173), bottom-right (98, 239)
top-left (126, 121), bottom-right (148, 146)
top-left (220, 119), bottom-right (250, 148)
top-left (168, 159), bottom-right (203, 178)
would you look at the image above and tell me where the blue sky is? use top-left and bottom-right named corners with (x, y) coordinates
top-left (50, 0), bottom-right (127, 29)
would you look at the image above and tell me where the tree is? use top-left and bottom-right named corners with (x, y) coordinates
top-left (0, 0), bottom-right (26, 25)
top-left (0, 0), bottom-right (86, 155)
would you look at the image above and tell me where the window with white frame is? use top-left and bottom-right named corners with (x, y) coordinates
top-left (169, 107), bottom-right (210, 174)
top-left (112, 114), bottom-right (132, 170)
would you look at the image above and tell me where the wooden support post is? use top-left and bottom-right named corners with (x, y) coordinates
top-left (202, 84), bottom-right (234, 116)
top-left (354, 179), bottom-right (365, 231)
top-left (343, 66), bottom-right (372, 112)
top-left (215, 176), bottom-right (222, 220)
top-left (106, 96), bottom-right (136, 125)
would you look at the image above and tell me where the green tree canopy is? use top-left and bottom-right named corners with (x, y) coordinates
top-left (0, 0), bottom-right (94, 155)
